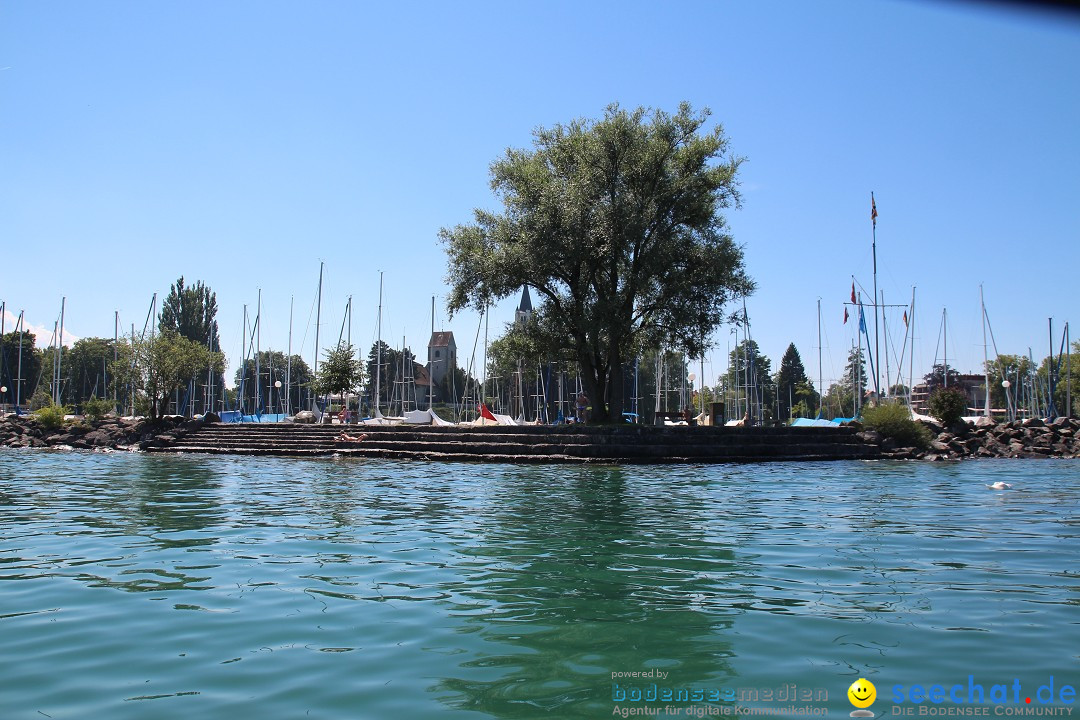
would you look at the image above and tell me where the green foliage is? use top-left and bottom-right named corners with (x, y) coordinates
top-left (64, 337), bottom-right (118, 407)
top-left (363, 341), bottom-right (412, 407)
top-left (441, 102), bottom-right (752, 422)
top-left (0, 329), bottom-right (43, 405)
top-left (234, 351), bottom-right (312, 413)
top-left (82, 396), bottom-right (115, 421)
top-left (314, 342), bottom-right (363, 400)
top-left (928, 386), bottom-right (968, 425)
top-left (33, 403), bottom-right (71, 431)
top-left (29, 388), bottom-right (53, 411)
top-left (721, 339), bottom-right (775, 420)
top-left (135, 331), bottom-right (226, 419)
top-left (923, 363), bottom-right (962, 393)
top-left (861, 402), bottom-right (931, 449)
top-left (159, 277), bottom-right (223, 412)
top-left (160, 277), bottom-right (221, 348)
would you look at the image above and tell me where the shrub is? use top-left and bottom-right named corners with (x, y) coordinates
top-left (82, 397), bottom-right (115, 421)
top-left (862, 401), bottom-right (931, 449)
top-left (928, 387), bottom-right (968, 426)
top-left (33, 403), bottom-right (71, 431)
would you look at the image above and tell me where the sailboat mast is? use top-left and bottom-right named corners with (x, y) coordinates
top-left (241, 304), bottom-right (248, 414)
top-left (981, 285), bottom-right (990, 416)
top-left (908, 287), bottom-right (917, 410)
top-left (286, 295), bottom-right (293, 417)
top-left (882, 290), bottom-right (889, 398)
top-left (429, 296), bottom-right (434, 412)
top-left (943, 308), bottom-right (948, 389)
top-left (256, 288), bottom-right (261, 415)
top-left (314, 262), bottom-right (323, 397)
top-left (374, 271), bottom-right (383, 416)
top-left (16, 311), bottom-right (24, 409)
top-left (817, 298), bottom-right (823, 418)
top-left (871, 192), bottom-right (881, 398)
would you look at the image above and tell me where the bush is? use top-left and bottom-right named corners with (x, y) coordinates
top-left (33, 403), bottom-right (72, 431)
top-left (928, 387), bottom-right (968, 426)
top-left (862, 401), bottom-right (931, 449)
top-left (82, 397), bottom-right (115, 421)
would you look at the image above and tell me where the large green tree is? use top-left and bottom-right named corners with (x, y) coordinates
top-left (775, 343), bottom-right (817, 420)
top-left (314, 342), bottom-right (363, 407)
top-left (136, 331), bottom-right (225, 419)
top-left (160, 277), bottom-right (223, 412)
top-left (441, 103), bottom-right (753, 423)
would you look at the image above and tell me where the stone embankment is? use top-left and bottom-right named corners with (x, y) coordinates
top-left (0, 414), bottom-right (196, 451)
top-left (859, 416), bottom-right (1080, 461)
top-left (2, 413), bottom-right (1077, 463)
top-left (146, 422), bottom-right (880, 464)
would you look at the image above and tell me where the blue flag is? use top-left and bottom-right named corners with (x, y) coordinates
top-left (858, 305), bottom-right (867, 334)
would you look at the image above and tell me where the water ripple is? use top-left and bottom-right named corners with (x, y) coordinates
top-left (1, 451), bottom-right (1077, 718)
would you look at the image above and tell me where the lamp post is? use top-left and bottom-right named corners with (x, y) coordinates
top-left (274, 380), bottom-right (282, 415)
top-left (1, 386), bottom-right (6, 415)
top-left (688, 372), bottom-right (697, 418)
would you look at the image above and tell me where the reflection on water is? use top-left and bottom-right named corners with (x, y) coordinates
top-left (1, 451), bottom-right (1078, 719)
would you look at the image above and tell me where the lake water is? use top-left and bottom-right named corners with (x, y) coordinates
top-left (2, 451), bottom-right (1078, 719)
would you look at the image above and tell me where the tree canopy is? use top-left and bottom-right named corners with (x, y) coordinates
top-left (314, 342), bottom-right (363, 404)
top-left (136, 331), bottom-right (225, 419)
top-left (775, 343), bottom-right (817, 420)
top-left (441, 102), bottom-right (753, 422)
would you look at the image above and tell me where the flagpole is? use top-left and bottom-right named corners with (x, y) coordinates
top-left (871, 192), bottom-right (881, 399)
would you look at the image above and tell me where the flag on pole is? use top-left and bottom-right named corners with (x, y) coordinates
top-left (871, 193), bottom-right (878, 229)
top-left (859, 305), bottom-right (867, 334)
top-left (850, 282), bottom-right (856, 304)
top-left (844, 307), bottom-right (849, 324)
top-left (479, 403), bottom-right (497, 422)
top-left (903, 310), bottom-right (909, 328)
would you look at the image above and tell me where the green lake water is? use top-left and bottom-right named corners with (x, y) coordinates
top-left (1, 451), bottom-right (1078, 719)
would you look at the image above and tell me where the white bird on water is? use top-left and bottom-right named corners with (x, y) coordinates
top-left (986, 482), bottom-right (1012, 490)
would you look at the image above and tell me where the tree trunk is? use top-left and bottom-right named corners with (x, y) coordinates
top-left (607, 358), bottom-right (625, 424)
top-left (579, 354), bottom-right (607, 424)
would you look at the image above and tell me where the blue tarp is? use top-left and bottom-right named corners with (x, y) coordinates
top-left (791, 418), bottom-right (842, 428)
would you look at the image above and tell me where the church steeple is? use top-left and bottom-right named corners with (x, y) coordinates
top-left (515, 286), bottom-right (533, 326)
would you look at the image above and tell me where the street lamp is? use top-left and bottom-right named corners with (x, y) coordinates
top-left (688, 372), bottom-right (697, 417)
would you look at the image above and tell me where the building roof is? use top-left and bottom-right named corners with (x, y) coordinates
top-left (429, 331), bottom-right (456, 348)
top-left (413, 364), bottom-right (433, 387)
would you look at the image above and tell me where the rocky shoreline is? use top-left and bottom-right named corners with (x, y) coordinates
top-left (0, 414), bottom-right (200, 452)
top-left (1, 413), bottom-right (1078, 461)
top-left (858, 416), bottom-right (1080, 461)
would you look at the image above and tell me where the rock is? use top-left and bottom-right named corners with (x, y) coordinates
top-left (1024, 417), bottom-right (1045, 428)
top-left (930, 440), bottom-right (950, 452)
top-left (857, 430), bottom-right (883, 444)
top-left (917, 418), bottom-right (944, 435)
top-left (1050, 416), bottom-right (1071, 428)
top-left (202, 411), bottom-right (221, 423)
top-left (294, 411), bottom-right (316, 424)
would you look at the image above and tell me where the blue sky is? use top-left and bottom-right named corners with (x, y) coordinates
top-left (2, 0), bottom-right (1077, 393)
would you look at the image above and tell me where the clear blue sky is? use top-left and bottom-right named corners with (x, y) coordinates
top-left (2, 0), bottom-right (1078, 393)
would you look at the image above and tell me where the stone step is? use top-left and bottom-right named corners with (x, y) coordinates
top-left (147, 422), bottom-right (878, 463)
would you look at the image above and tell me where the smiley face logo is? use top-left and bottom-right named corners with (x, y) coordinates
top-left (848, 678), bottom-right (877, 710)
